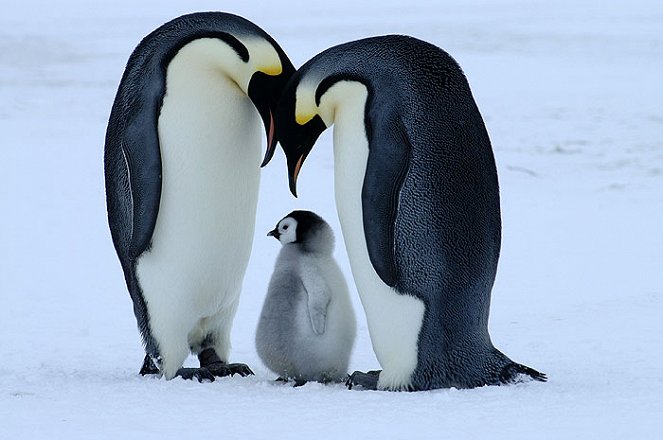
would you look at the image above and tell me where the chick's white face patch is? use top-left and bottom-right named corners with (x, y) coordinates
top-left (277, 217), bottom-right (298, 244)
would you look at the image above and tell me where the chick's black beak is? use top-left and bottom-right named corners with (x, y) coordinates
top-left (267, 227), bottom-right (280, 239)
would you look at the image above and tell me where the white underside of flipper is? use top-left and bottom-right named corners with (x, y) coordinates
top-left (320, 82), bottom-right (425, 390)
top-left (135, 39), bottom-right (261, 379)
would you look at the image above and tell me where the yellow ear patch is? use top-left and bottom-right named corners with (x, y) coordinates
top-left (295, 111), bottom-right (316, 125)
top-left (294, 81), bottom-right (319, 125)
top-left (258, 63), bottom-right (282, 76)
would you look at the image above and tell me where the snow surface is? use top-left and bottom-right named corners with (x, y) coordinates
top-left (1, 0), bottom-right (662, 438)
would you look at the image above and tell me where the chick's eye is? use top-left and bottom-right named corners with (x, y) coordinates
top-left (283, 225), bottom-right (289, 230)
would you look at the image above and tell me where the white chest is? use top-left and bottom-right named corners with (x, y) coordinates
top-left (323, 81), bottom-right (425, 390)
top-left (136, 40), bottom-right (262, 312)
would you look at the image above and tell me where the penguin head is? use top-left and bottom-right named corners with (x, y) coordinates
top-left (268, 210), bottom-right (334, 254)
top-left (236, 37), bottom-right (296, 162)
top-left (271, 55), bottom-right (370, 197)
top-left (270, 75), bottom-right (328, 196)
top-left (156, 13), bottom-right (296, 163)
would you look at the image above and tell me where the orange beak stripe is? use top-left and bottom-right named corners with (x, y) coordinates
top-left (293, 154), bottom-right (305, 184)
top-left (267, 109), bottom-right (275, 148)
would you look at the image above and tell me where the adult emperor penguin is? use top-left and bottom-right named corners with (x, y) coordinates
top-left (269, 35), bottom-right (546, 390)
top-left (256, 211), bottom-right (356, 386)
top-left (104, 12), bottom-right (295, 380)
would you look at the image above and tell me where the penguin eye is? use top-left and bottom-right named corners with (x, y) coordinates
top-left (283, 225), bottom-right (289, 230)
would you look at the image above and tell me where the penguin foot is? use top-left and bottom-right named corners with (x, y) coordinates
top-left (346, 370), bottom-right (381, 390)
top-left (139, 354), bottom-right (215, 382)
top-left (175, 367), bottom-right (216, 382)
top-left (207, 363), bottom-right (254, 378)
top-left (197, 348), bottom-right (254, 377)
top-left (293, 379), bottom-right (307, 387)
top-left (499, 363), bottom-right (547, 384)
top-left (139, 354), bottom-right (159, 376)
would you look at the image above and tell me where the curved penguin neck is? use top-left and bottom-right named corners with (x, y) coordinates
top-left (317, 80), bottom-right (426, 391)
top-left (167, 38), bottom-right (253, 94)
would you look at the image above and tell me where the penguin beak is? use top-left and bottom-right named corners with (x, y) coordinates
top-left (267, 227), bottom-right (280, 239)
top-left (260, 109), bottom-right (278, 167)
top-left (248, 70), bottom-right (294, 168)
top-left (286, 151), bottom-right (307, 198)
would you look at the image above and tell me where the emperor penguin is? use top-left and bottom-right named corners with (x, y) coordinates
top-left (256, 211), bottom-right (356, 386)
top-left (104, 12), bottom-right (295, 380)
top-left (269, 35), bottom-right (546, 390)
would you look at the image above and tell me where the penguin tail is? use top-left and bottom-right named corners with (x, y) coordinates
top-left (499, 362), bottom-right (547, 384)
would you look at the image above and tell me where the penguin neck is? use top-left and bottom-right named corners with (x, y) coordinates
top-left (288, 241), bottom-right (333, 257)
top-left (168, 36), bottom-right (281, 96)
top-left (318, 81), bottom-right (371, 222)
top-left (315, 80), bottom-right (371, 278)
top-left (168, 38), bottom-right (251, 94)
top-left (316, 80), bottom-right (368, 129)
top-left (297, 224), bottom-right (335, 255)
top-left (280, 243), bottom-right (331, 264)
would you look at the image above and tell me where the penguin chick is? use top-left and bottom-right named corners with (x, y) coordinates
top-left (256, 210), bottom-right (356, 385)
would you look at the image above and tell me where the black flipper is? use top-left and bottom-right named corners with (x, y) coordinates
top-left (105, 66), bottom-right (164, 261)
top-left (105, 98), bottom-right (162, 358)
top-left (361, 116), bottom-right (411, 287)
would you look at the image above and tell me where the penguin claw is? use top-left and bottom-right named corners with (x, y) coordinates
top-left (230, 363), bottom-right (255, 377)
top-left (207, 363), bottom-right (255, 378)
top-left (175, 367), bottom-right (216, 383)
top-left (346, 370), bottom-right (381, 390)
top-left (196, 349), bottom-right (254, 377)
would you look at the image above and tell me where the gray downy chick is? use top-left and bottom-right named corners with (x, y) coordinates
top-left (256, 210), bottom-right (356, 385)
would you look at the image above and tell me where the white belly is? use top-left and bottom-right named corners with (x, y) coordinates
top-left (327, 83), bottom-right (425, 390)
top-left (135, 40), bottom-right (261, 376)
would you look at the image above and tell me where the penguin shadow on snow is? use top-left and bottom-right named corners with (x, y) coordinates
top-left (255, 211), bottom-right (357, 388)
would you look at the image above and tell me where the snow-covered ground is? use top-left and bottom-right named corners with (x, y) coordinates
top-left (1, 0), bottom-right (662, 438)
